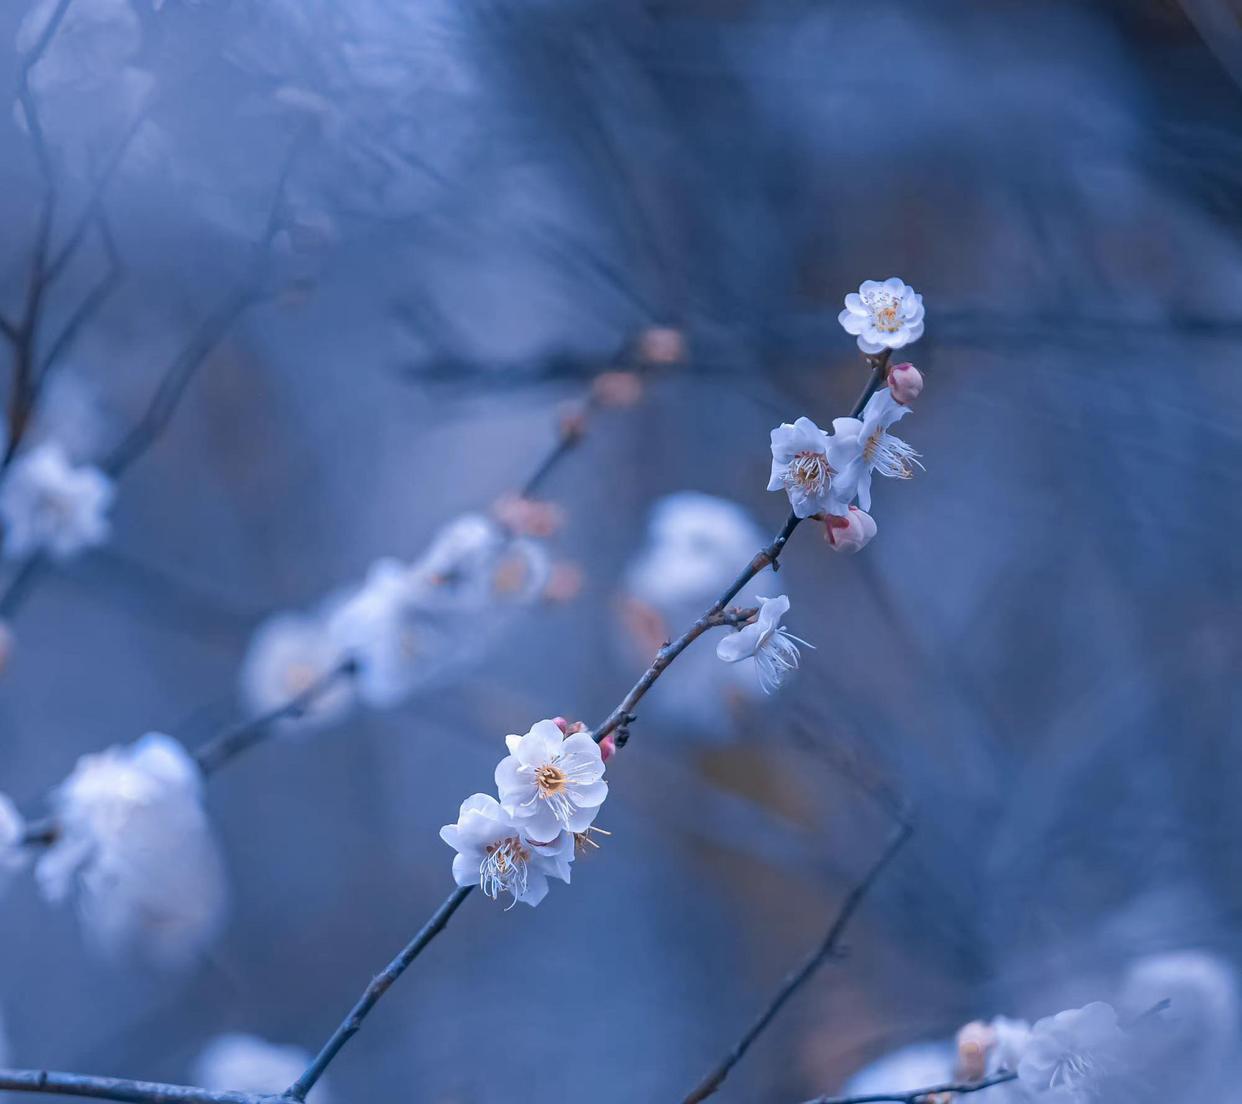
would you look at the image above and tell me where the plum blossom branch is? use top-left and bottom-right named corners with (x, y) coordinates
top-left (0, 1068), bottom-right (279, 1104)
top-left (800, 1071), bottom-right (1018, 1104)
top-left (680, 819), bottom-right (913, 1104)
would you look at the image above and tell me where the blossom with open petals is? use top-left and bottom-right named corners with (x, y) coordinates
top-left (1018, 1003), bottom-right (1123, 1099)
top-left (495, 720), bottom-right (608, 840)
top-left (240, 612), bottom-right (355, 731)
top-left (832, 388), bottom-right (923, 511)
top-left (767, 417), bottom-right (857, 519)
top-left (440, 793), bottom-right (573, 908)
top-left (716, 595), bottom-right (810, 693)
top-left (0, 442), bottom-right (113, 561)
top-left (838, 278), bottom-right (925, 355)
top-left (35, 732), bottom-right (228, 964)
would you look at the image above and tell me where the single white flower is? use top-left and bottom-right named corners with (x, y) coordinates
top-left (240, 612), bottom-right (355, 731)
top-left (838, 277), bottom-right (925, 355)
top-left (767, 416), bottom-right (858, 519)
top-left (832, 388), bottom-right (923, 511)
top-left (35, 732), bottom-right (228, 965)
top-left (1018, 1002), bottom-right (1123, 1098)
top-left (715, 594), bottom-right (811, 693)
top-left (323, 558), bottom-right (425, 709)
top-left (0, 442), bottom-right (114, 561)
top-left (193, 1034), bottom-right (327, 1103)
top-left (989, 1015), bottom-right (1034, 1073)
top-left (495, 720), bottom-right (608, 840)
top-left (409, 513), bottom-right (548, 611)
top-left (0, 790), bottom-right (27, 889)
top-left (439, 793), bottom-right (573, 908)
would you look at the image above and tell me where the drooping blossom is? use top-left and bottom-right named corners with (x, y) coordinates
top-left (715, 595), bottom-right (811, 693)
top-left (35, 732), bottom-right (228, 965)
top-left (0, 443), bottom-right (114, 561)
top-left (888, 362), bottom-right (924, 405)
top-left (495, 720), bottom-right (608, 840)
top-left (1017, 1003), bottom-right (1124, 1099)
top-left (440, 793), bottom-right (573, 908)
top-left (0, 791), bottom-right (26, 891)
top-left (838, 278), bottom-right (925, 355)
top-left (824, 506), bottom-right (877, 554)
top-left (323, 558), bottom-right (424, 708)
top-left (767, 416), bottom-right (858, 519)
top-left (240, 612), bottom-right (355, 731)
top-left (832, 388), bottom-right (923, 511)
top-left (193, 1034), bottom-right (328, 1103)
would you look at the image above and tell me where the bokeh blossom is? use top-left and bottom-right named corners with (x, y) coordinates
top-left (0, 442), bottom-right (114, 561)
top-left (240, 611), bottom-right (355, 731)
top-left (1018, 1002), bottom-right (1123, 1099)
top-left (193, 1034), bottom-right (328, 1102)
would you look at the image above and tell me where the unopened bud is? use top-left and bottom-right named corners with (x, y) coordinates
top-left (636, 326), bottom-right (686, 366)
top-left (955, 1021), bottom-right (996, 1081)
top-left (599, 733), bottom-right (617, 761)
top-left (592, 370), bottom-right (644, 408)
top-left (887, 361), bottom-right (923, 405)
top-left (823, 506), bottom-right (877, 554)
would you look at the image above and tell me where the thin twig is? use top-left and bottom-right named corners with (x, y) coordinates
top-left (801, 1071), bottom-right (1017, 1104)
top-left (680, 820), bottom-right (914, 1104)
top-left (0, 1068), bottom-right (280, 1104)
top-left (283, 886), bottom-right (474, 1101)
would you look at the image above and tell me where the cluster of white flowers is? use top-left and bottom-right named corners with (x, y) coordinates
top-left (440, 719), bottom-right (608, 908)
top-left (34, 732), bottom-right (228, 965)
top-left (240, 512), bottom-right (549, 729)
top-left (0, 442), bottom-right (115, 561)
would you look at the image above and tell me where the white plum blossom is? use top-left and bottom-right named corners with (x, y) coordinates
top-left (1018, 1003), bottom-right (1124, 1099)
top-left (240, 612), bottom-right (355, 731)
top-left (193, 1034), bottom-right (328, 1103)
top-left (495, 720), bottom-right (608, 840)
top-left (409, 513), bottom-right (548, 611)
top-left (35, 732), bottom-right (228, 965)
top-left (323, 558), bottom-right (425, 709)
top-left (715, 595), bottom-right (811, 693)
top-left (440, 793), bottom-right (573, 908)
top-left (767, 416), bottom-right (858, 519)
top-left (0, 791), bottom-right (26, 891)
top-left (0, 443), bottom-right (114, 561)
top-left (832, 388), bottom-right (923, 511)
top-left (838, 277), bottom-right (925, 355)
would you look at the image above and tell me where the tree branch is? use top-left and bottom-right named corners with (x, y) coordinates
top-left (800, 1071), bottom-right (1018, 1104)
top-left (680, 820), bottom-right (914, 1104)
top-left (0, 1068), bottom-right (281, 1104)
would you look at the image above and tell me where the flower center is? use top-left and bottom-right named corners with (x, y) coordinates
top-left (789, 450), bottom-right (832, 494)
top-left (480, 837), bottom-right (530, 902)
top-left (534, 763), bottom-right (568, 796)
top-left (862, 289), bottom-right (903, 333)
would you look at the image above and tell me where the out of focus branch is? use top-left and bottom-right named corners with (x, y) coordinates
top-left (0, 1068), bottom-right (279, 1104)
top-left (799, 1071), bottom-right (1017, 1104)
top-left (680, 819), bottom-right (913, 1104)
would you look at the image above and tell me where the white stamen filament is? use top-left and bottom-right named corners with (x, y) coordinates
top-left (786, 450), bottom-right (833, 494)
top-left (863, 428), bottom-right (923, 479)
top-left (518, 755), bottom-right (599, 828)
top-left (754, 629), bottom-right (812, 694)
top-left (479, 837), bottom-right (530, 907)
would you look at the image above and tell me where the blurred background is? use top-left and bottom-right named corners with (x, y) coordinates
top-left (0, 0), bottom-right (1240, 1101)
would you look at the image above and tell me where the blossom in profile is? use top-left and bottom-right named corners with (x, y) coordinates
top-left (838, 277), bottom-right (925, 354)
top-left (0, 791), bottom-right (26, 890)
top-left (495, 719), bottom-right (608, 840)
top-left (193, 1034), bottom-right (327, 1102)
top-left (832, 388), bottom-right (923, 511)
top-left (0, 442), bottom-right (114, 561)
top-left (440, 793), bottom-right (573, 908)
top-left (35, 732), bottom-right (228, 965)
top-left (323, 559), bottom-right (422, 709)
top-left (767, 416), bottom-right (857, 519)
top-left (715, 595), bottom-right (810, 693)
top-left (1017, 1003), bottom-right (1123, 1098)
top-left (823, 506), bottom-right (877, 554)
top-left (240, 612), bottom-right (355, 731)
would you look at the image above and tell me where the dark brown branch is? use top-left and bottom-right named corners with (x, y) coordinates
top-left (681, 820), bottom-right (913, 1104)
top-left (800, 1071), bottom-right (1018, 1104)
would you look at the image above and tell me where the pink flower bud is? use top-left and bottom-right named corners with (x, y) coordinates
top-left (600, 733), bottom-right (617, 761)
top-left (955, 1021), bottom-right (996, 1081)
top-left (887, 361), bottom-right (923, 405)
top-left (823, 506), bottom-right (877, 554)
top-left (552, 716), bottom-right (570, 734)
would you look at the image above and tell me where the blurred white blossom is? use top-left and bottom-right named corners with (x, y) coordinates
top-left (842, 1041), bottom-right (954, 1096)
top-left (715, 595), bottom-right (809, 694)
top-left (36, 733), bottom-right (228, 965)
top-left (193, 1034), bottom-right (327, 1102)
top-left (496, 720), bottom-right (608, 839)
top-left (0, 791), bottom-right (26, 890)
top-left (832, 389), bottom-right (922, 512)
top-left (408, 513), bottom-right (548, 611)
top-left (1017, 1002), bottom-right (1123, 1099)
top-left (767, 416), bottom-right (857, 519)
top-left (240, 611), bottom-right (355, 730)
top-left (440, 793), bottom-right (573, 908)
top-left (838, 277), bottom-right (925, 355)
top-left (0, 443), bottom-right (114, 561)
